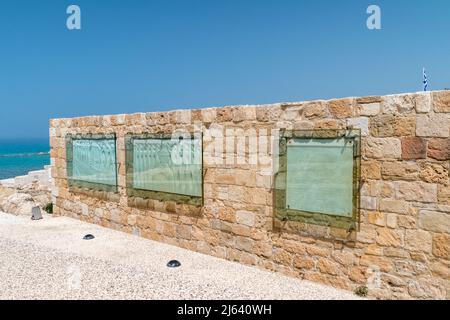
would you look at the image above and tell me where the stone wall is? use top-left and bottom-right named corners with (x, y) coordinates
top-left (49, 91), bottom-right (450, 299)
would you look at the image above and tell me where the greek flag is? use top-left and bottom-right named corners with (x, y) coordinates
top-left (423, 68), bottom-right (428, 91)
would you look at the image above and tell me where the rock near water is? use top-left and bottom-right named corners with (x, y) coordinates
top-left (0, 168), bottom-right (52, 216)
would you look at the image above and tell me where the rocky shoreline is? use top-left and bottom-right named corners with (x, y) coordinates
top-left (0, 167), bottom-right (52, 216)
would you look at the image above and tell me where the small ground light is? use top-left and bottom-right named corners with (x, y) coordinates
top-left (167, 260), bottom-right (181, 268)
top-left (83, 234), bottom-right (95, 240)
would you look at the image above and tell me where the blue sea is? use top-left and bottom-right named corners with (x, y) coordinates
top-left (0, 138), bottom-right (50, 180)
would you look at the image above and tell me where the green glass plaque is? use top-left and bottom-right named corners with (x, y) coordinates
top-left (274, 129), bottom-right (361, 231)
top-left (131, 137), bottom-right (202, 198)
top-left (286, 138), bottom-right (354, 217)
top-left (67, 135), bottom-right (118, 192)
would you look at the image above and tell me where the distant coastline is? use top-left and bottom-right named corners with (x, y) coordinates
top-left (0, 138), bottom-right (50, 180)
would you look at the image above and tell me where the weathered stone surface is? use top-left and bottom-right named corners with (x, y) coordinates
top-left (408, 278), bottom-right (446, 299)
top-left (303, 102), bottom-right (327, 118)
top-left (386, 213), bottom-right (398, 228)
top-left (382, 95), bottom-right (415, 114)
top-left (432, 91), bottom-right (450, 113)
top-left (381, 161), bottom-right (418, 181)
top-left (235, 236), bottom-right (254, 252)
top-left (394, 117), bottom-right (416, 137)
top-left (419, 163), bottom-right (449, 185)
top-left (430, 261), bottom-right (450, 279)
top-left (383, 247), bottom-right (409, 259)
top-left (363, 138), bottom-right (402, 159)
top-left (272, 249), bottom-right (292, 266)
top-left (235, 210), bottom-right (255, 227)
top-left (397, 215), bottom-right (417, 229)
top-left (376, 228), bottom-right (403, 247)
top-left (419, 210), bottom-right (450, 233)
top-left (360, 255), bottom-right (394, 272)
top-left (0, 192), bottom-right (36, 216)
top-left (331, 251), bottom-right (356, 266)
top-left (368, 211), bottom-right (385, 226)
top-left (356, 96), bottom-right (382, 104)
top-left (395, 181), bottom-right (437, 203)
top-left (317, 258), bottom-right (340, 275)
top-left (405, 230), bottom-right (432, 252)
top-left (414, 92), bottom-right (432, 113)
top-left (359, 103), bottom-right (381, 116)
top-left (201, 108), bottom-right (216, 123)
top-left (346, 117), bottom-right (369, 136)
top-left (380, 199), bottom-right (412, 214)
top-left (416, 114), bottom-right (450, 137)
top-left (427, 138), bottom-right (450, 161)
top-left (293, 255), bottom-right (315, 270)
top-left (232, 106), bottom-right (256, 122)
top-left (432, 233), bottom-right (450, 259)
top-left (370, 115), bottom-right (395, 137)
top-left (314, 119), bottom-right (345, 130)
top-left (327, 99), bottom-right (354, 119)
top-left (361, 161), bottom-right (382, 180)
top-left (401, 137), bottom-right (427, 160)
top-left (438, 185), bottom-right (450, 205)
top-left (382, 274), bottom-right (406, 287)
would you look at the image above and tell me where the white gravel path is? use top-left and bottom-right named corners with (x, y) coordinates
top-left (0, 212), bottom-right (362, 300)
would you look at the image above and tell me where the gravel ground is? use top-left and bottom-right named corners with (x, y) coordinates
top-left (0, 212), bottom-right (361, 300)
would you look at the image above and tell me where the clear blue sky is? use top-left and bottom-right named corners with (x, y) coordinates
top-left (1, 0), bottom-right (449, 139)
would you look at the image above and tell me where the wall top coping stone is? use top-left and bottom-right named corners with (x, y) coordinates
top-left (49, 90), bottom-right (448, 124)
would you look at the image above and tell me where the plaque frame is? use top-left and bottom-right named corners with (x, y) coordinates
top-left (274, 129), bottom-right (361, 231)
top-left (66, 133), bottom-right (118, 193)
top-left (125, 132), bottom-right (204, 207)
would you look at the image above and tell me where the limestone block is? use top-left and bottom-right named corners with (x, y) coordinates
top-left (382, 94), bottom-right (415, 114)
top-left (367, 211), bottom-right (385, 226)
top-left (235, 210), bottom-right (256, 227)
top-left (363, 138), bottom-right (402, 159)
top-left (416, 114), bottom-right (450, 138)
top-left (303, 101), bottom-right (328, 119)
top-left (394, 117), bottom-right (416, 137)
top-left (395, 181), bottom-right (437, 203)
top-left (427, 138), bottom-right (450, 161)
top-left (438, 185), bottom-right (450, 205)
top-left (407, 278), bottom-right (446, 299)
top-left (361, 161), bottom-right (382, 180)
top-left (381, 161), bottom-right (419, 181)
top-left (419, 210), bottom-right (450, 233)
top-left (376, 228), bottom-right (404, 247)
top-left (380, 199), bottom-right (413, 214)
top-left (359, 103), bottom-right (381, 116)
top-left (175, 110), bottom-right (192, 124)
top-left (346, 117), bottom-right (369, 136)
top-left (327, 98), bottom-right (354, 119)
top-left (359, 255), bottom-right (394, 272)
top-left (401, 137), bottom-right (427, 160)
top-left (414, 92), bottom-right (432, 113)
top-left (282, 105), bottom-right (302, 121)
top-left (386, 214), bottom-right (398, 228)
top-left (293, 255), bottom-right (315, 270)
top-left (317, 258), bottom-right (340, 276)
top-left (361, 196), bottom-right (378, 210)
top-left (356, 96), bottom-right (382, 104)
top-left (419, 163), bottom-right (448, 185)
top-left (397, 215), bottom-right (417, 229)
top-left (370, 115), bottom-right (395, 137)
top-left (432, 233), bottom-right (450, 259)
top-left (405, 230), bottom-right (432, 252)
top-left (235, 236), bottom-right (254, 252)
top-left (432, 90), bottom-right (450, 113)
